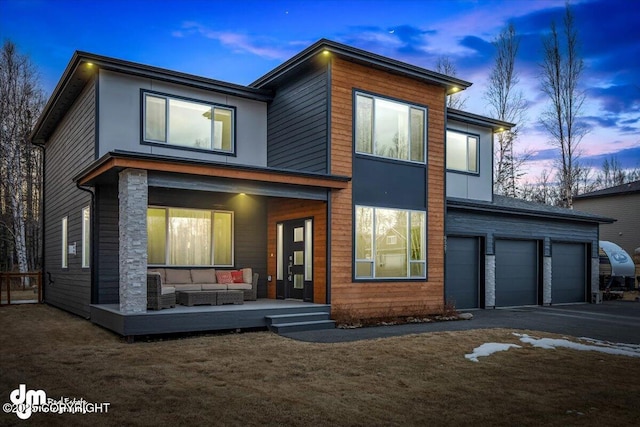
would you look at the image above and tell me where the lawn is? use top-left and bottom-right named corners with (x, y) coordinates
top-left (1, 304), bottom-right (639, 426)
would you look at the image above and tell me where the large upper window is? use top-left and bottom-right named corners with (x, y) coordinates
top-left (355, 93), bottom-right (426, 163)
top-left (147, 207), bottom-right (233, 266)
top-left (143, 92), bottom-right (234, 153)
top-left (355, 206), bottom-right (426, 279)
top-left (447, 130), bottom-right (478, 173)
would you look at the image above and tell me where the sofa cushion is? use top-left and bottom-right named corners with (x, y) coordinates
top-left (173, 284), bottom-right (202, 292)
top-left (216, 270), bottom-right (234, 284)
top-left (161, 286), bottom-right (176, 295)
top-left (231, 270), bottom-right (244, 283)
top-left (148, 268), bottom-right (166, 283)
top-left (165, 269), bottom-right (192, 284)
top-left (191, 268), bottom-right (217, 284)
top-left (241, 268), bottom-right (253, 284)
top-left (227, 283), bottom-right (252, 291)
top-left (202, 283), bottom-right (227, 291)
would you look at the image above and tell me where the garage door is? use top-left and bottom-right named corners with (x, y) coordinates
top-left (552, 243), bottom-right (586, 303)
top-left (495, 240), bottom-right (538, 307)
top-left (446, 237), bottom-right (480, 309)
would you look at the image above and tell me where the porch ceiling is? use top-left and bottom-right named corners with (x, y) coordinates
top-left (76, 151), bottom-right (351, 192)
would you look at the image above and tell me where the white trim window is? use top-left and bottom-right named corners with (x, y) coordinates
top-left (446, 130), bottom-right (479, 173)
top-left (355, 206), bottom-right (426, 279)
top-left (355, 93), bottom-right (426, 163)
top-left (143, 92), bottom-right (235, 153)
top-left (81, 206), bottom-right (90, 268)
top-left (61, 217), bottom-right (68, 268)
top-left (147, 207), bottom-right (234, 267)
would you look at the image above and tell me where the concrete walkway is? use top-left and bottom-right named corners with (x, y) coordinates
top-left (281, 300), bottom-right (640, 344)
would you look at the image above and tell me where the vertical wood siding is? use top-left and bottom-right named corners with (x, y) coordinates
top-left (329, 57), bottom-right (447, 318)
top-left (95, 184), bottom-right (119, 303)
top-left (266, 198), bottom-right (327, 303)
top-left (43, 79), bottom-right (96, 317)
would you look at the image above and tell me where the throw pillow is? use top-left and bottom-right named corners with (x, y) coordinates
top-left (231, 270), bottom-right (244, 283)
top-left (215, 270), bottom-right (234, 284)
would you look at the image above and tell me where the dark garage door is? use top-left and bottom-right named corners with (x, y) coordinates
top-left (446, 236), bottom-right (480, 309)
top-left (552, 243), bottom-right (586, 304)
top-left (495, 240), bottom-right (538, 307)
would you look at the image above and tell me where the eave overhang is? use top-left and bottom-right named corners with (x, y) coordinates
top-left (447, 197), bottom-right (615, 224)
top-left (250, 38), bottom-right (472, 94)
top-left (447, 108), bottom-right (515, 132)
top-left (74, 151), bottom-right (351, 190)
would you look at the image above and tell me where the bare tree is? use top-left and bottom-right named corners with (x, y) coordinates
top-left (435, 56), bottom-right (468, 110)
top-left (0, 40), bottom-right (45, 272)
top-left (484, 23), bottom-right (528, 197)
top-left (521, 169), bottom-right (560, 205)
top-left (539, 2), bottom-right (587, 207)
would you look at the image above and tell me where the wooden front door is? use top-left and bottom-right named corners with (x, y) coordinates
top-left (276, 218), bottom-right (313, 301)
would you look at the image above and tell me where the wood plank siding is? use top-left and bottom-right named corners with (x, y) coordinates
top-left (267, 60), bottom-right (329, 173)
top-left (329, 57), bottom-right (447, 318)
top-left (43, 78), bottom-right (96, 317)
top-left (266, 198), bottom-right (328, 303)
top-left (95, 184), bottom-right (119, 303)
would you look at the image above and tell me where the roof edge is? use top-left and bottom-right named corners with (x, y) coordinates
top-left (447, 108), bottom-right (515, 131)
top-left (250, 38), bottom-right (472, 91)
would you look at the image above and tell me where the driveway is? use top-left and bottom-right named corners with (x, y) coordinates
top-left (282, 301), bottom-right (640, 344)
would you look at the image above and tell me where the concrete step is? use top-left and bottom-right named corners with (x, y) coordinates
top-left (269, 319), bottom-right (336, 334)
top-left (265, 312), bottom-right (330, 325)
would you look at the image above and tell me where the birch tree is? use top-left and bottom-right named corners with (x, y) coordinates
top-left (435, 56), bottom-right (468, 110)
top-left (484, 23), bottom-right (528, 197)
top-left (0, 40), bottom-right (45, 272)
top-left (539, 2), bottom-right (587, 207)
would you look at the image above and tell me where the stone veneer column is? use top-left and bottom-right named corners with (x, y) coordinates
top-left (119, 169), bottom-right (148, 313)
top-left (485, 255), bottom-right (496, 308)
top-left (543, 256), bottom-right (552, 305)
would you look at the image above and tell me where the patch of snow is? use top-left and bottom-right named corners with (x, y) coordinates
top-left (514, 333), bottom-right (640, 358)
top-left (465, 342), bottom-right (521, 362)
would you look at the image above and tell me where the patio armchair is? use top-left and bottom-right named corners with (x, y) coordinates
top-left (147, 272), bottom-right (176, 310)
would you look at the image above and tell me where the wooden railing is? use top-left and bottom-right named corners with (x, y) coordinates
top-left (0, 272), bottom-right (42, 305)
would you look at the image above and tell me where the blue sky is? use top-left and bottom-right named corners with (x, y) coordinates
top-left (1, 0), bottom-right (638, 180)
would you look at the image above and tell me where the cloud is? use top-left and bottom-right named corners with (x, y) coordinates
top-left (172, 22), bottom-right (297, 60)
top-left (587, 84), bottom-right (640, 115)
top-left (582, 146), bottom-right (640, 169)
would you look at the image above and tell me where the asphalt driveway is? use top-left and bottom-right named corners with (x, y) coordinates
top-left (282, 301), bottom-right (640, 344)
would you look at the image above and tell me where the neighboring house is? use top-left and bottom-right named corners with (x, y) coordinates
top-left (31, 39), bottom-right (612, 337)
top-left (574, 180), bottom-right (640, 257)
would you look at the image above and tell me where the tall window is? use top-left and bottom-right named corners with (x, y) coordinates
top-left (81, 206), bottom-right (90, 268)
top-left (147, 207), bottom-right (233, 266)
top-left (355, 206), bottom-right (426, 279)
top-left (446, 130), bottom-right (478, 173)
top-left (61, 217), bottom-right (68, 268)
top-left (143, 92), bottom-right (234, 153)
top-left (355, 93), bottom-right (426, 163)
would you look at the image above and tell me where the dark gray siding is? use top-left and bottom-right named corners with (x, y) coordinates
top-left (354, 156), bottom-right (426, 209)
top-left (447, 208), bottom-right (599, 258)
top-left (148, 188), bottom-right (269, 298)
top-left (43, 79), bottom-right (96, 318)
top-left (267, 62), bottom-right (328, 173)
top-left (95, 184), bottom-right (119, 303)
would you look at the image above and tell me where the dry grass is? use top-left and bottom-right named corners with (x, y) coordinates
top-left (1, 305), bottom-right (640, 426)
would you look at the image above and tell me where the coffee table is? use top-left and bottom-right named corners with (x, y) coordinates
top-left (176, 290), bottom-right (218, 306)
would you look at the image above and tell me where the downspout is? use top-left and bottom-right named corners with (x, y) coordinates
top-left (32, 141), bottom-right (46, 302)
top-left (76, 183), bottom-right (97, 305)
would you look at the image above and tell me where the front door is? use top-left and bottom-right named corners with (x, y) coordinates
top-left (276, 218), bottom-right (313, 301)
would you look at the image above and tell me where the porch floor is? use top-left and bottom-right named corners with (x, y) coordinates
top-left (90, 299), bottom-right (331, 337)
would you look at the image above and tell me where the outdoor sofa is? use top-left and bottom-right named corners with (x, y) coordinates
top-left (147, 267), bottom-right (258, 310)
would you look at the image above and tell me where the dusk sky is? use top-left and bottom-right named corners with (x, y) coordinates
top-left (1, 0), bottom-right (638, 181)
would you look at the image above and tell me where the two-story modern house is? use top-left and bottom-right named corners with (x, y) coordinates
top-left (31, 39), bottom-right (611, 337)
